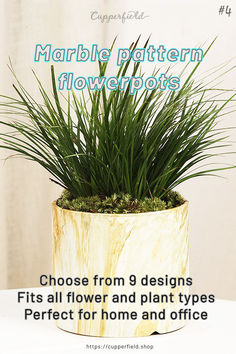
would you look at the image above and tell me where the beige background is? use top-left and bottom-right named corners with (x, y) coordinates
top-left (0, 0), bottom-right (235, 299)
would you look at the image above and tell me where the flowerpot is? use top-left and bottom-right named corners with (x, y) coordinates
top-left (52, 200), bottom-right (189, 337)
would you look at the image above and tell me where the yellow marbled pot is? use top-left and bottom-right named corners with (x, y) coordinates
top-left (52, 201), bottom-right (189, 337)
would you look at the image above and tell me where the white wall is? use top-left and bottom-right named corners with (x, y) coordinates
top-left (0, 0), bottom-right (235, 299)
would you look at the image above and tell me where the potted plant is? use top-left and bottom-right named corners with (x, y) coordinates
top-left (0, 39), bottom-right (235, 337)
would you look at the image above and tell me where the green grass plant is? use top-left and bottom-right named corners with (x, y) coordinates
top-left (0, 38), bottom-right (235, 207)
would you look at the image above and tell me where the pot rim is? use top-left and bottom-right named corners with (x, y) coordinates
top-left (52, 200), bottom-right (188, 217)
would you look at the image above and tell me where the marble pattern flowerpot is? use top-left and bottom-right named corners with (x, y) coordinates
top-left (52, 200), bottom-right (189, 337)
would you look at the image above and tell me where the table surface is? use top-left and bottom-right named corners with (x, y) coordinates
top-left (0, 287), bottom-right (235, 354)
